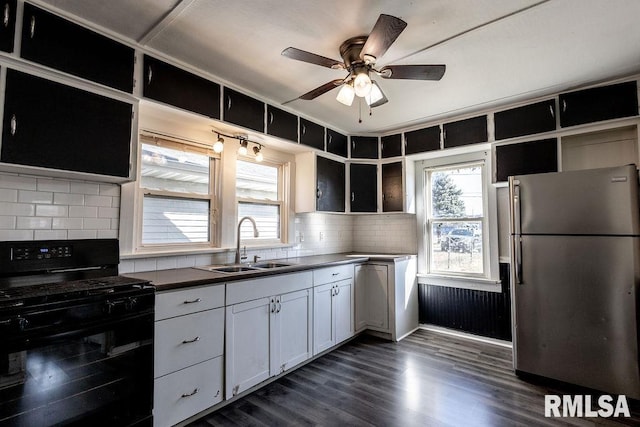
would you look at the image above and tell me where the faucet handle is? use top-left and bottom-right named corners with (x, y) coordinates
top-left (253, 255), bottom-right (261, 263)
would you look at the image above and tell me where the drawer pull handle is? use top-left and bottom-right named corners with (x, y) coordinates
top-left (182, 336), bottom-right (200, 344)
top-left (181, 388), bottom-right (199, 398)
top-left (332, 272), bottom-right (340, 276)
top-left (183, 298), bottom-right (201, 304)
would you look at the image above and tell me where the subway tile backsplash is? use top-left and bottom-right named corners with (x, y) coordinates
top-left (1, 171), bottom-right (418, 274)
top-left (0, 172), bottom-right (120, 241)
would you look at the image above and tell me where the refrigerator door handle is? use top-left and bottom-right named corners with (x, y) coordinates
top-left (513, 180), bottom-right (524, 284)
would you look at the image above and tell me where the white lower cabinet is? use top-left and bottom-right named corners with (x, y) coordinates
top-left (355, 263), bottom-right (389, 333)
top-left (313, 265), bottom-right (354, 355)
top-left (153, 284), bottom-right (225, 427)
top-left (225, 272), bottom-right (313, 398)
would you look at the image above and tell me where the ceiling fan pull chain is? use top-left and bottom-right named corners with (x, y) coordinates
top-left (358, 97), bottom-right (362, 123)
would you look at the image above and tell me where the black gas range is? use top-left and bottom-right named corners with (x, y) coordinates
top-left (0, 239), bottom-right (154, 426)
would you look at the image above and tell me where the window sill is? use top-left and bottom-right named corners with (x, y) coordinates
top-left (417, 273), bottom-right (502, 293)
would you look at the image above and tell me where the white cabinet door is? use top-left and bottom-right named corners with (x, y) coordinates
top-left (313, 282), bottom-right (335, 355)
top-left (355, 264), bottom-right (389, 332)
top-left (334, 278), bottom-right (354, 343)
top-left (225, 297), bottom-right (271, 398)
top-left (354, 265), bottom-right (368, 332)
top-left (271, 288), bottom-right (312, 376)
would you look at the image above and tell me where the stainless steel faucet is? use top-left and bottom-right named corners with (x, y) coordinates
top-left (235, 216), bottom-right (259, 264)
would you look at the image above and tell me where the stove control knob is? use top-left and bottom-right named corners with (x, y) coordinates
top-left (125, 297), bottom-right (137, 311)
top-left (16, 317), bottom-right (29, 331)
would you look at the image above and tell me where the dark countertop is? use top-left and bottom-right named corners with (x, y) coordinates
top-left (123, 253), bottom-right (414, 292)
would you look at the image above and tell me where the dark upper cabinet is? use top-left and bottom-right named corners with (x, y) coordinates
top-left (316, 156), bottom-right (345, 212)
top-left (443, 115), bottom-right (488, 148)
top-left (350, 163), bottom-right (377, 213)
top-left (143, 55), bottom-right (220, 119)
top-left (404, 126), bottom-right (440, 155)
top-left (0, 0), bottom-right (16, 53)
top-left (351, 136), bottom-right (378, 159)
top-left (381, 133), bottom-right (402, 158)
top-left (559, 81), bottom-right (638, 127)
top-left (326, 128), bottom-right (348, 157)
top-left (223, 88), bottom-right (265, 132)
top-left (267, 105), bottom-right (297, 142)
top-left (494, 99), bottom-right (556, 140)
top-left (20, 3), bottom-right (135, 93)
top-left (300, 118), bottom-right (324, 150)
top-left (1, 69), bottom-right (133, 178)
top-left (382, 162), bottom-right (403, 212)
top-left (495, 138), bottom-right (558, 182)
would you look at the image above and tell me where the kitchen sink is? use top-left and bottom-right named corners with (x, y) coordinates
top-left (198, 265), bottom-right (259, 273)
top-left (250, 262), bottom-right (293, 269)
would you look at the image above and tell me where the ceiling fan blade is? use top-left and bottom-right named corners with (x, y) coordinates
top-left (379, 64), bottom-right (446, 80)
top-left (281, 47), bottom-right (345, 69)
top-left (283, 79), bottom-right (344, 104)
top-left (361, 14), bottom-right (407, 62)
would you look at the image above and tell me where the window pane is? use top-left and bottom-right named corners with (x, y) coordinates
top-left (236, 160), bottom-right (278, 200)
top-left (142, 196), bottom-right (209, 244)
top-left (238, 202), bottom-right (280, 240)
top-left (431, 166), bottom-right (483, 218)
top-left (141, 143), bottom-right (209, 194)
top-left (431, 221), bottom-right (483, 274)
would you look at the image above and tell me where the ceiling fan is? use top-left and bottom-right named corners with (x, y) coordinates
top-left (282, 14), bottom-right (446, 109)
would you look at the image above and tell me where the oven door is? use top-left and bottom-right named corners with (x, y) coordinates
top-left (0, 305), bottom-right (153, 427)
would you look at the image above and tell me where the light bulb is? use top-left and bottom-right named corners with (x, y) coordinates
top-left (213, 136), bottom-right (224, 153)
top-left (238, 140), bottom-right (248, 156)
top-left (336, 83), bottom-right (355, 106)
top-left (353, 72), bottom-right (372, 97)
top-left (253, 145), bottom-right (263, 162)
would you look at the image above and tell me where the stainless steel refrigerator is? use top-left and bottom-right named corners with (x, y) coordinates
top-left (509, 164), bottom-right (640, 399)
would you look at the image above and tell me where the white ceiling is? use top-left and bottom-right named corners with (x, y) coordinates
top-left (41, 0), bottom-right (640, 135)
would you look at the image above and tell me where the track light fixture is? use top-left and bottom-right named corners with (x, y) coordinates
top-left (212, 130), bottom-right (266, 161)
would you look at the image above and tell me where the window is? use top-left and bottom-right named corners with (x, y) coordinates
top-left (236, 160), bottom-right (284, 243)
top-left (427, 163), bottom-right (485, 276)
top-left (139, 138), bottom-right (218, 247)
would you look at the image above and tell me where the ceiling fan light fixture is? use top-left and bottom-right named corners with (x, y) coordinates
top-left (336, 83), bottom-right (355, 106)
top-left (365, 81), bottom-right (386, 107)
top-left (353, 72), bottom-right (372, 97)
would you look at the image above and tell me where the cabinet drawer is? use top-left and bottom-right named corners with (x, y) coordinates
top-left (154, 307), bottom-right (224, 377)
top-left (226, 271), bottom-right (313, 305)
top-left (314, 264), bottom-right (354, 285)
top-left (156, 284), bottom-right (224, 320)
top-left (153, 356), bottom-right (223, 427)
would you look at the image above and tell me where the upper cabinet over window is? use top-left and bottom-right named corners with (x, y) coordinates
top-left (405, 126), bottom-right (440, 155)
top-left (0, 0), bottom-right (16, 53)
top-left (223, 88), bottom-right (265, 132)
top-left (494, 99), bottom-right (556, 140)
top-left (559, 81), bottom-right (638, 128)
top-left (443, 115), bottom-right (487, 148)
top-left (20, 3), bottom-right (135, 93)
top-left (1, 69), bottom-right (133, 179)
top-left (143, 55), bottom-right (220, 119)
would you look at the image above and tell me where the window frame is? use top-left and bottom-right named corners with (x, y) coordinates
top-left (415, 148), bottom-right (501, 291)
top-left (135, 134), bottom-right (221, 251)
top-left (235, 157), bottom-right (286, 246)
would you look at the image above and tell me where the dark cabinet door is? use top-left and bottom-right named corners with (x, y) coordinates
top-left (316, 156), bottom-right (345, 212)
top-left (20, 3), bottom-right (135, 93)
top-left (1, 69), bottom-right (133, 178)
top-left (382, 162), bottom-right (403, 212)
top-left (300, 118), bottom-right (324, 150)
top-left (495, 138), bottom-right (557, 182)
top-left (223, 88), bottom-right (265, 132)
top-left (267, 105), bottom-right (297, 142)
top-left (0, 0), bottom-right (16, 53)
top-left (350, 163), bottom-right (377, 213)
top-left (381, 133), bottom-right (402, 158)
top-left (559, 81), bottom-right (638, 127)
top-left (351, 136), bottom-right (378, 159)
top-left (443, 115), bottom-right (488, 148)
top-left (326, 128), bottom-right (347, 157)
top-left (143, 55), bottom-right (220, 119)
top-left (405, 126), bottom-right (440, 155)
top-left (494, 99), bottom-right (556, 140)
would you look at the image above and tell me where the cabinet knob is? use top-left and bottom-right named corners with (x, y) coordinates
top-left (3, 3), bottom-right (9, 28)
top-left (316, 188), bottom-right (322, 199)
top-left (29, 16), bottom-right (35, 39)
top-left (10, 114), bottom-right (16, 136)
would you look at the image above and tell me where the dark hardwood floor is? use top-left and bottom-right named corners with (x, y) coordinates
top-left (188, 329), bottom-right (640, 426)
